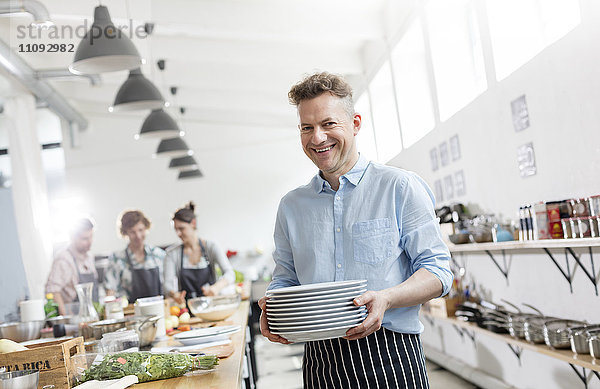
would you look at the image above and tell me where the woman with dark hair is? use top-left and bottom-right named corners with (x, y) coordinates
top-left (104, 210), bottom-right (166, 302)
top-left (164, 202), bottom-right (235, 304)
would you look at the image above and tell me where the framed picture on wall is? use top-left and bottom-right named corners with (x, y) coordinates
top-left (443, 175), bottom-right (454, 200)
top-left (454, 170), bottom-right (466, 196)
top-left (434, 179), bottom-right (443, 202)
top-left (430, 148), bottom-right (439, 172)
top-left (439, 142), bottom-right (449, 167)
top-left (449, 135), bottom-right (461, 161)
top-left (511, 94), bottom-right (530, 132)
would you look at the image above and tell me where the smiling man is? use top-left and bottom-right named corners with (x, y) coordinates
top-left (259, 72), bottom-right (453, 388)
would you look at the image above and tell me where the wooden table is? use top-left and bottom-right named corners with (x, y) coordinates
top-left (136, 301), bottom-right (250, 388)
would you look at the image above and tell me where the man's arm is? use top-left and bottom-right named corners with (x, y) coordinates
top-left (344, 268), bottom-right (441, 340)
top-left (346, 173), bottom-right (453, 340)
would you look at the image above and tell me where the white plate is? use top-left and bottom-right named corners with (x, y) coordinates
top-left (173, 325), bottom-right (240, 340)
top-left (267, 301), bottom-right (355, 313)
top-left (272, 324), bottom-right (358, 342)
top-left (269, 312), bottom-right (367, 329)
top-left (267, 305), bottom-right (364, 318)
top-left (267, 285), bottom-right (368, 300)
top-left (268, 306), bottom-right (367, 323)
top-left (177, 333), bottom-right (232, 346)
top-left (270, 317), bottom-right (365, 332)
top-left (266, 296), bottom-right (356, 308)
top-left (268, 289), bottom-right (366, 303)
top-left (266, 280), bottom-right (367, 296)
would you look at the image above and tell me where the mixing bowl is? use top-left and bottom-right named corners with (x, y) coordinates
top-left (188, 294), bottom-right (241, 321)
top-left (0, 369), bottom-right (39, 389)
top-left (0, 321), bottom-right (44, 342)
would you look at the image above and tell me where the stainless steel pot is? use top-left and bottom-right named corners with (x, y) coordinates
top-left (0, 370), bottom-right (39, 389)
top-left (543, 319), bottom-right (586, 349)
top-left (569, 325), bottom-right (600, 354)
top-left (89, 318), bottom-right (128, 340)
top-left (524, 316), bottom-right (557, 344)
top-left (125, 315), bottom-right (160, 347)
top-left (589, 335), bottom-right (600, 359)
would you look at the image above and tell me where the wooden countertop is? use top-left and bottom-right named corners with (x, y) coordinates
top-left (135, 300), bottom-right (250, 388)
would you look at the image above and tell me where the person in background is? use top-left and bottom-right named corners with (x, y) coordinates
top-left (104, 210), bottom-right (166, 303)
top-left (259, 72), bottom-right (453, 388)
top-left (46, 218), bottom-right (98, 316)
top-left (164, 202), bottom-right (235, 305)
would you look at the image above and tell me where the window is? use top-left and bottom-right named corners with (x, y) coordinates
top-left (354, 92), bottom-right (378, 161)
top-left (426, 0), bottom-right (487, 121)
top-left (391, 18), bottom-right (435, 148)
top-left (486, 0), bottom-right (581, 80)
top-left (369, 61), bottom-right (402, 163)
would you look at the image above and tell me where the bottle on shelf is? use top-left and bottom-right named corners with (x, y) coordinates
top-left (44, 293), bottom-right (59, 318)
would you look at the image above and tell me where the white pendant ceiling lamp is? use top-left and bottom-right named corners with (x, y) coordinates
top-left (69, 5), bottom-right (142, 75)
top-left (169, 156), bottom-right (198, 171)
top-left (139, 109), bottom-right (180, 138)
top-left (110, 68), bottom-right (164, 112)
top-left (156, 137), bottom-right (191, 158)
top-left (178, 169), bottom-right (203, 180)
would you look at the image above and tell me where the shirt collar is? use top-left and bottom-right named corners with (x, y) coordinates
top-left (312, 153), bottom-right (369, 193)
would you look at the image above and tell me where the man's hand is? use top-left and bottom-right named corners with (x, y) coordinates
top-left (172, 290), bottom-right (187, 305)
top-left (344, 290), bottom-right (390, 341)
top-left (258, 296), bottom-right (291, 344)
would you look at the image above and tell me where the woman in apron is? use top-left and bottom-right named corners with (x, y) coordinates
top-left (104, 210), bottom-right (166, 303)
top-left (164, 202), bottom-right (235, 305)
top-left (45, 218), bottom-right (99, 316)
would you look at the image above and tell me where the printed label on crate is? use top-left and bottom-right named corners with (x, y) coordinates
top-left (1, 359), bottom-right (51, 371)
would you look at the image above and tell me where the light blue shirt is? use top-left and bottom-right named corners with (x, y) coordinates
top-left (268, 154), bottom-right (453, 334)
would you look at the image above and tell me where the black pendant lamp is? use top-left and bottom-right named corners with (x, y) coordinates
top-left (169, 156), bottom-right (198, 171)
top-left (69, 5), bottom-right (142, 75)
top-left (111, 69), bottom-right (164, 112)
top-left (178, 169), bottom-right (203, 179)
top-left (139, 109), bottom-right (180, 138)
top-left (156, 137), bottom-right (191, 158)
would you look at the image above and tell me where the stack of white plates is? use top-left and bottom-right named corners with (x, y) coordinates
top-left (266, 280), bottom-right (368, 342)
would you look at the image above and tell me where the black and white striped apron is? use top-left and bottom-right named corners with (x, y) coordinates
top-left (302, 327), bottom-right (429, 389)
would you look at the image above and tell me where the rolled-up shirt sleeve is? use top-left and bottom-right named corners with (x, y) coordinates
top-left (206, 240), bottom-right (235, 284)
top-left (103, 253), bottom-right (120, 293)
top-left (268, 199), bottom-right (300, 291)
top-left (163, 247), bottom-right (179, 295)
top-left (398, 173), bottom-right (453, 297)
top-left (45, 255), bottom-right (71, 294)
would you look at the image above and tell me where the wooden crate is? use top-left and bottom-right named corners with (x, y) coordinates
top-left (0, 337), bottom-right (85, 389)
top-left (424, 296), bottom-right (461, 318)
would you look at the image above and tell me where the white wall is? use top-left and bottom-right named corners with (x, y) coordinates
top-left (380, 1), bottom-right (600, 388)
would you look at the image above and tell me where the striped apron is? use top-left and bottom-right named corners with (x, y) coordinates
top-left (302, 327), bottom-right (429, 389)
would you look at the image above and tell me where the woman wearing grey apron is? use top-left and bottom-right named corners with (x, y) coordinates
top-left (104, 210), bottom-right (166, 303)
top-left (164, 202), bottom-right (235, 305)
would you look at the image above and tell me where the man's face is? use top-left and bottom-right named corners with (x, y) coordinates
top-left (125, 221), bottom-right (147, 248)
top-left (72, 229), bottom-right (93, 254)
top-left (298, 93), bottom-right (361, 177)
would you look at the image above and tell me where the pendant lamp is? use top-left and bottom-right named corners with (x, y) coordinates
top-left (69, 5), bottom-right (142, 75)
top-left (111, 68), bottom-right (164, 111)
top-left (139, 109), bottom-right (180, 138)
top-left (178, 169), bottom-right (203, 179)
top-left (169, 156), bottom-right (198, 171)
top-left (156, 137), bottom-right (191, 158)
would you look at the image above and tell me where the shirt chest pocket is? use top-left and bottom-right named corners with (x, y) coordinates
top-left (352, 218), bottom-right (395, 265)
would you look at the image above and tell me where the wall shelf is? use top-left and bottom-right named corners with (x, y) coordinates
top-left (423, 313), bottom-right (600, 388)
top-left (448, 238), bottom-right (600, 294)
top-left (448, 238), bottom-right (600, 253)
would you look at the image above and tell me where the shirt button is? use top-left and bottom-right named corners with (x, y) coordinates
top-left (336, 196), bottom-right (341, 200)
top-left (337, 263), bottom-right (342, 268)
top-left (336, 228), bottom-right (341, 232)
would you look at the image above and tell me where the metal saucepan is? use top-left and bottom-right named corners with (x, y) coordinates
top-left (589, 334), bottom-right (600, 359)
top-left (569, 326), bottom-right (600, 354)
top-left (543, 319), bottom-right (586, 349)
top-left (0, 370), bottom-right (39, 389)
top-left (125, 315), bottom-right (160, 347)
top-left (89, 318), bottom-right (128, 340)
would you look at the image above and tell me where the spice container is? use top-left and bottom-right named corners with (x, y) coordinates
top-left (561, 219), bottom-right (572, 239)
top-left (590, 216), bottom-right (600, 238)
top-left (577, 217), bottom-right (592, 238)
top-left (570, 198), bottom-right (590, 217)
top-left (569, 218), bottom-right (581, 239)
top-left (589, 195), bottom-right (600, 216)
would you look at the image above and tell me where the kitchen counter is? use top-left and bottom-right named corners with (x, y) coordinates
top-left (135, 300), bottom-right (250, 388)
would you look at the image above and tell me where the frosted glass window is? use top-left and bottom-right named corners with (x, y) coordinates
top-left (391, 19), bottom-right (435, 148)
top-left (426, 0), bottom-right (487, 121)
top-left (486, 0), bottom-right (581, 80)
top-left (369, 61), bottom-right (402, 163)
top-left (354, 92), bottom-right (378, 162)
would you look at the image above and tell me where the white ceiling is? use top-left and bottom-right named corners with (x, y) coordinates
top-left (0, 0), bottom-right (414, 154)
